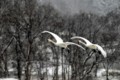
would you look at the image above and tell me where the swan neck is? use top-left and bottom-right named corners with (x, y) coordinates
top-left (48, 39), bottom-right (56, 45)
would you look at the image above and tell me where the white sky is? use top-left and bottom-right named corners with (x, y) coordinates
top-left (39, 0), bottom-right (120, 15)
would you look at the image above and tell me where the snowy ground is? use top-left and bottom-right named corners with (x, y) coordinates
top-left (0, 78), bottom-right (18, 80)
top-left (3, 60), bottom-right (120, 80)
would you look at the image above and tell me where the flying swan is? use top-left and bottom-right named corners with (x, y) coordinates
top-left (71, 36), bottom-right (107, 58)
top-left (41, 31), bottom-right (85, 50)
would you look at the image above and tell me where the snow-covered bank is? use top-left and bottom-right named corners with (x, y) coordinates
top-left (97, 68), bottom-right (120, 77)
top-left (0, 78), bottom-right (18, 80)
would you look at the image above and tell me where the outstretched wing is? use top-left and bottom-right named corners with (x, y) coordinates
top-left (42, 31), bottom-right (63, 43)
top-left (71, 36), bottom-right (92, 45)
top-left (95, 44), bottom-right (107, 58)
top-left (65, 42), bottom-right (85, 50)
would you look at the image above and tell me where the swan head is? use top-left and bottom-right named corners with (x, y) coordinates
top-left (48, 39), bottom-right (56, 45)
top-left (48, 39), bottom-right (53, 42)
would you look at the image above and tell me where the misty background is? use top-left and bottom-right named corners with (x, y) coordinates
top-left (40, 0), bottom-right (120, 15)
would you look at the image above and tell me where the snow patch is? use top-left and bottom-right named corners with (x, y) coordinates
top-left (0, 78), bottom-right (18, 80)
top-left (97, 68), bottom-right (106, 77)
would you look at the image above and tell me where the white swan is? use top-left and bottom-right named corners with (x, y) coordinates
top-left (71, 36), bottom-right (107, 58)
top-left (41, 31), bottom-right (85, 50)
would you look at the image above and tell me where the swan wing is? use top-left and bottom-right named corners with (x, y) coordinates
top-left (65, 42), bottom-right (85, 50)
top-left (95, 44), bottom-right (107, 58)
top-left (42, 31), bottom-right (63, 43)
top-left (71, 36), bottom-right (92, 45)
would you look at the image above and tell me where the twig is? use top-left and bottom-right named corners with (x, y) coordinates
top-left (1, 36), bottom-right (14, 57)
top-left (83, 51), bottom-right (94, 66)
top-left (81, 61), bottom-right (96, 80)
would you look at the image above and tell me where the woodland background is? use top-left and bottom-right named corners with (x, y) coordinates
top-left (0, 0), bottom-right (120, 80)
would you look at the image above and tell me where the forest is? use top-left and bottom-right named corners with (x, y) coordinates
top-left (0, 0), bottom-right (120, 80)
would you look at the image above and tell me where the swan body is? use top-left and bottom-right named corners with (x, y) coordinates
top-left (71, 36), bottom-right (107, 58)
top-left (42, 31), bottom-right (85, 50)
